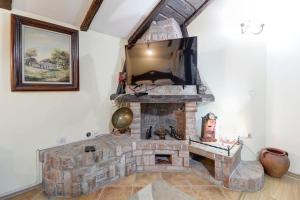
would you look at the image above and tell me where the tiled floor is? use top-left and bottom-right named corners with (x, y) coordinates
top-left (9, 172), bottom-right (300, 200)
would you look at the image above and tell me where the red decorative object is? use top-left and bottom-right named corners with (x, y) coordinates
top-left (200, 113), bottom-right (217, 142)
top-left (259, 147), bottom-right (290, 178)
top-left (119, 72), bottom-right (127, 85)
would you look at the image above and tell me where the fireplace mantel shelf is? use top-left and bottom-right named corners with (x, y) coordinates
top-left (110, 93), bottom-right (215, 103)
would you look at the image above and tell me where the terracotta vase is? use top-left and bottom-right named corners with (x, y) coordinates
top-left (259, 147), bottom-right (290, 178)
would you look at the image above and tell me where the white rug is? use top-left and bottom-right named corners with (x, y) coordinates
top-left (129, 180), bottom-right (196, 200)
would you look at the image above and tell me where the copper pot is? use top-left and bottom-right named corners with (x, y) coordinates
top-left (259, 147), bottom-right (290, 178)
top-left (111, 107), bottom-right (133, 129)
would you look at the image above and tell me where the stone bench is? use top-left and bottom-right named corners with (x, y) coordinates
top-left (39, 135), bottom-right (136, 197)
top-left (39, 134), bottom-right (189, 198)
top-left (189, 140), bottom-right (264, 192)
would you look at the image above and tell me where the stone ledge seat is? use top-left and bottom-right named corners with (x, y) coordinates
top-left (188, 140), bottom-right (264, 192)
top-left (39, 134), bottom-right (135, 197)
top-left (229, 161), bottom-right (265, 192)
top-left (39, 134), bottom-right (190, 198)
top-left (39, 134), bottom-right (264, 197)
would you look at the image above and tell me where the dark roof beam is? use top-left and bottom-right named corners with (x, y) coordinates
top-left (0, 0), bottom-right (12, 10)
top-left (80, 0), bottom-right (104, 31)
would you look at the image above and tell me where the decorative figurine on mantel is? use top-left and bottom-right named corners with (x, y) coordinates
top-left (200, 113), bottom-right (217, 142)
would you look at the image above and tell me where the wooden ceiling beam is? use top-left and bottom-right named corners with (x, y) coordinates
top-left (128, 0), bottom-right (167, 44)
top-left (0, 0), bottom-right (12, 10)
top-left (184, 0), bottom-right (213, 26)
top-left (80, 0), bottom-right (103, 31)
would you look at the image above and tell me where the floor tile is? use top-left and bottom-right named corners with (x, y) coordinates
top-left (173, 186), bottom-right (197, 198)
top-left (134, 172), bottom-right (162, 186)
top-left (185, 173), bottom-right (213, 186)
top-left (10, 188), bottom-right (43, 200)
top-left (99, 186), bottom-right (132, 200)
top-left (112, 174), bottom-right (136, 186)
top-left (221, 187), bottom-right (241, 200)
top-left (191, 186), bottom-right (226, 200)
top-left (78, 188), bottom-right (103, 200)
top-left (8, 172), bottom-right (300, 200)
top-left (161, 172), bottom-right (190, 186)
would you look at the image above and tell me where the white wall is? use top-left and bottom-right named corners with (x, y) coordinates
top-left (188, 0), bottom-right (300, 174)
top-left (187, 0), bottom-right (267, 161)
top-left (265, 0), bottom-right (300, 174)
top-left (0, 9), bottom-right (124, 195)
top-left (1, 0), bottom-right (300, 195)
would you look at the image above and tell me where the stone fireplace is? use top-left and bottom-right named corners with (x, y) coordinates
top-left (141, 103), bottom-right (186, 140)
top-left (127, 100), bottom-right (198, 172)
top-left (130, 101), bottom-right (198, 141)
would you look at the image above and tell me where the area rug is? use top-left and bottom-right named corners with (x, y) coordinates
top-left (129, 180), bottom-right (196, 200)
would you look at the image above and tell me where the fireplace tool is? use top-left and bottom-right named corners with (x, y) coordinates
top-left (111, 106), bottom-right (133, 135)
top-left (169, 126), bottom-right (185, 140)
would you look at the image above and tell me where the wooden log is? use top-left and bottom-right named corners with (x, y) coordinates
top-left (80, 0), bottom-right (103, 31)
top-left (0, 0), bottom-right (12, 10)
top-left (184, 0), bottom-right (214, 26)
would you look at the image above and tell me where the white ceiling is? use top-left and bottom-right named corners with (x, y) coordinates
top-left (12, 0), bottom-right (160, 39)
top-left (90, 0), bottom-right (160, 38)
top-left (13, 0), bottom-right (93, 27)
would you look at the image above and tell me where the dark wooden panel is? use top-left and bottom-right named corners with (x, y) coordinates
top-left (0, 0), bottom-right (12, 10)
top-left (155, 13), bottom-right (169, 22)
top-left (167, 0), bottom-right (195, 18)
top-left (128, 0), bottom-right (167, 44)
top-left (185, 0), bottom-right (206, 9)
top-left (80, 0), bottom-right (103, 31)
top-left (184, 0), bottom-right (213, 26)
top-left (159, 5), bottom-right (186, 24)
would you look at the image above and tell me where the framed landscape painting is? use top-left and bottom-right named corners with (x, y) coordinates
top-left (11, 14), bottom-right (79, 91)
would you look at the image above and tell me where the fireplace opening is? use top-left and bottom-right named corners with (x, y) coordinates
top-left (155, 154), bottom-right (172, 165)
top-left (191, 153), bottom-right (215, 177)
top-left (141, 103), bottom-right (186, 140)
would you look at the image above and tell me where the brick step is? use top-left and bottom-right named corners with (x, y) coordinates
top-left (229, 161), bottom-right (264, 192)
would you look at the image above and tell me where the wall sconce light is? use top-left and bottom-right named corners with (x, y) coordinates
top-left (146, 43), bottom-right (153, 56)
top-left (240, 20), bottom-right (265, 35)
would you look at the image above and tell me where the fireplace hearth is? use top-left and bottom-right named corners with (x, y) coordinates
top-left (145, 126), bottom-right (185, 140)
top-left (141, 103), bottom-right (186, 140)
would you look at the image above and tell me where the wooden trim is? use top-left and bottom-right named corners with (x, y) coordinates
top-left (128, 0), bottom-right (167, 44)
top-left (0, 184), bottom-right (42, 200)
top-left (80, 0), bottom-right (103, 31)
top-left (0, 0), bottom-right (12, 10)
top-left (184, 0), bottom-right (214, 26)
top-left (11, 14), bottom-right (79, 91)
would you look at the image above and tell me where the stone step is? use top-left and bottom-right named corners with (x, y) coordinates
top-left (229, 161), bottom-right (264, 192)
